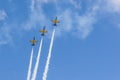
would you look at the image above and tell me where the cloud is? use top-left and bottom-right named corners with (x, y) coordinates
top-left (0, 10), bottom-right (11, 45)
top-left (0, 0), bottom-right (98, 46)
top-left (1, 0), bottom-right (120, 46)
top-left (75, 14), bottom-right (96, 39)
top-left (76, 5), bottom-right (99, 38)
top-left (94, 0), bottom-right (120, 29)
top-left (23, 0), bottom-right (48, 31)
top-left (59, 10), bottom-right (73, 32)
top-left (24, 11), bottom-right (47, 30)
top-left (57, 4), bottom-right (98, 39)
top-left (97, 0), bottom-right (120, 13)
top-left (106, 0), bottom-right (120, 13)
top-left (0, 10), bottom-right (7, 21)
top-left (23, 0), bottom-right (99, 39)
top-left (22, 0), bottom-right (120, 39)
top-left (70, 0), bottom-right (81, 9)
top-left (0, 25), bottom-right (13, 45)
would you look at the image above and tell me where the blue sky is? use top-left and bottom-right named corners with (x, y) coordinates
top-left (0, 0), bottom-right (120, 80)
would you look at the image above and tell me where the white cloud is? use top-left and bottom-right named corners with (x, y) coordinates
top-left (75, 13), bottom-right (96, 39)
top-left (70, 0), bottom-right (81, 9)
top-left (100, 0), bottom-right (120, 13)
top-left (24, 11), bottom-right (47, 30)
top-left (23, 0), bottom-right (48, 30)
top-left (57, 4), bottom-right (98, 39)
top-left (24, 0), bottom-right (99, 39)
top-left (25, 0), bottom-right (120, 39)
top-left (94, 0), bottom-right (120, 28)
top-left (56, 1), bottom-right (97, 38)
top-left (0, 10), bottom-right (11, 45)
top-left (0, 10), bottom-right (7, 21)
top-left (0, 26), bottom-right (13, 45)
top-left (59, 10), bottom-right (73, 32)
top-left (2, 0), bottom-right (120, 43)
top-left (108, 0), bottom-right (120, 12)
top-left (77, 5), bottom-right (99, 38)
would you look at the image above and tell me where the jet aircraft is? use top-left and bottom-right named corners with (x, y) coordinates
top-left (30, 37), bottom-right (37, 46)
top-left (40, 26), bottom-right (47, 36)
top-left (52, 17), bottom-right (60, 26)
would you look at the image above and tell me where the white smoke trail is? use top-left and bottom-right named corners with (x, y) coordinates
top-left (27, 47), bottom-right (34, 80)
top-left (42, 29), bottom-right (56, 80)
top-left (31, 37), bottom-right (43, 80)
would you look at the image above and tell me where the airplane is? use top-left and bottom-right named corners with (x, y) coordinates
top-left (30, 37), bottom-right (37, 46)
top-left (39, 26), bottom-right (47, 36)
top-left (52, 17), bottom-right (60, 26)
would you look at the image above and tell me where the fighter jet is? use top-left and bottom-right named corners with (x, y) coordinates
top-left (30, 37), bottom-right (37, 46)
top-left (52, 17), bottom-right (60, 26)
top-left (39, 26), bottom-right (47, 36)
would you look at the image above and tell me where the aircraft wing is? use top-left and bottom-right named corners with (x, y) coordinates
top-left (52, 20), bottom-right (56, 23)
top-left (34, 40), bottom-right (37, 42)
top-left (40, 30), bottom-right (47, 33)
top-left (30, 40), bottom-right (33, 42)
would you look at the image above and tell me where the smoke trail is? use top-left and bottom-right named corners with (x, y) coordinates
top-left (27, 47), bottom-right (34, 80)
top-left (42, 29), bottom-right (56, 80)
top-left (31, 37), bottom-right (43, 80)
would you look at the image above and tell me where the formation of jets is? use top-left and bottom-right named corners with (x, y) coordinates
top-left (30, 17), bottom-right (59, 46)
